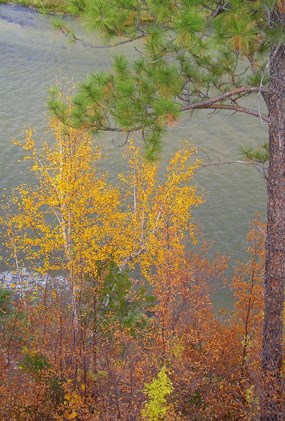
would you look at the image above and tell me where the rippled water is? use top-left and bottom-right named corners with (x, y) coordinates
top-left (0, 4), bottom-right (268, 305)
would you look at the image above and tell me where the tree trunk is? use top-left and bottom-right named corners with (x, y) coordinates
top-left (261, 32), bottom-right (285, 420)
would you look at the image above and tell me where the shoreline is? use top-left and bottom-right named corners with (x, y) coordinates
top-left (0, 0), bottom-right (69, 14)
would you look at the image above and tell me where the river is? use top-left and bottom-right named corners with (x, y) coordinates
top-left (0, 4), bottom-right (268, 306)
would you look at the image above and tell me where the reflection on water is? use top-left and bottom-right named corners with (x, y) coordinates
top-left (0, 4), bottom-right (267, 306)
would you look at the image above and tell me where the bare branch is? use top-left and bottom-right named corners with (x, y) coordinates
top-left (181, 86), bottom-right (270, 123)
top-left (197, 159), bottom-right (268, 180)
top-left (199, 103), bottom-right (270, 123)
top-left (99, 126), bottom-right (142, 133)
top-left (59, 26), bottom-right (145, 49)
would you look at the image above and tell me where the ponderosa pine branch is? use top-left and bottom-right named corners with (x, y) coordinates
top-left (69, 86), bottom-right (270, 133)
top-left (193, 103), bottom-right (270, 123)
top-left (181, 86), bottom-right (270, 123)
top-left (98, 126), bottom-right (143, 133)
top-left (58, 23), bottom-right (145, 49)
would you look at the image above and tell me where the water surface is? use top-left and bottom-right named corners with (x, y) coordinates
top-left (0, 4), bottom-right (268, 305)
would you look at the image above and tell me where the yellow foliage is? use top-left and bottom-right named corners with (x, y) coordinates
top-left (1, 123), bottom-right (202, 304)
top-left (142, 366), bottom-right (174, 420)
top-left (117, 142), bottom-right (202, 281)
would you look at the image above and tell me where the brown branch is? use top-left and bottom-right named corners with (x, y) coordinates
top-left (181, 86), bottom-right (267, 109)
top-left (60, 26), bottom-right (145, 49)
top-left (181, 86), bottom-right (270, 123)
top-left (198, 159), bottom-right (268, 180)
top-left (200, 104), bottom-right (270, 123)
top-left (99, 126), bottom-right (142, 133)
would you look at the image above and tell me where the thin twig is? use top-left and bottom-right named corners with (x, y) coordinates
top-left (197, 159), bottom-right (268, 180)
top-left (59, 26), bottom-right (145, 49)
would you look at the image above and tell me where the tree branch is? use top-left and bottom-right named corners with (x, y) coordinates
top-left (181, 86), bottom-right (270, 123)
top-left (59, 26), bottom-right (145, 49)
top-left (199, 104), bottom-right (270, 123)
top-left (197, 159), bottom-right (268, 180)
top-left (99, 126), bottom-right (142, 133)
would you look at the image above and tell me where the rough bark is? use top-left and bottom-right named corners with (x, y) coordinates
top-left (261, 27), bottom-right (285, 420)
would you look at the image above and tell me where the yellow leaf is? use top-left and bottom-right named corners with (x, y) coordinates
top-left (67, 411), bottom-right (77, 420)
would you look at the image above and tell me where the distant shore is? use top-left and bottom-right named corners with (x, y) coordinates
top-left (0, 0), bottom-right (69, 14)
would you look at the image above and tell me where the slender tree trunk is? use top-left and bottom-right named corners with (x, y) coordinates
top-left (261, 32), bottom-right (285, 420)
top-left (92, 282), bottom-right (98, 375)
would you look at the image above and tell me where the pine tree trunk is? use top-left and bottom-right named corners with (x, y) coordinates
top-left (261, 36), bottom-right (285, 420)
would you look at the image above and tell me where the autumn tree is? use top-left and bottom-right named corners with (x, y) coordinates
top-left (49, 1), bottom-right (285, 418)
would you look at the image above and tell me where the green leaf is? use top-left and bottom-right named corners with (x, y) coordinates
top-left (114, 55), bottom-right (129, 75)
top-left (153, 98), bottom-right (180, 128)
top-left (175, 8), bottom-right (206, 48)
top-left (241, 142), bottom-right (269, 163)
